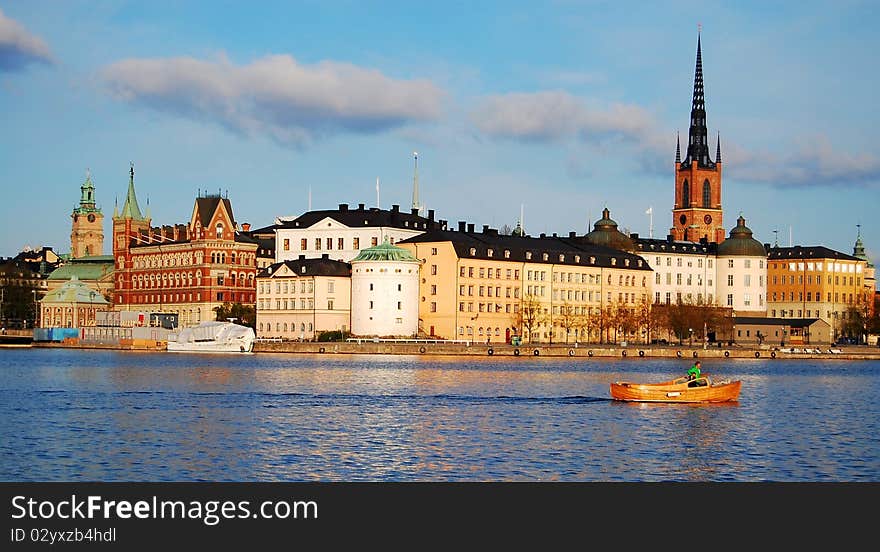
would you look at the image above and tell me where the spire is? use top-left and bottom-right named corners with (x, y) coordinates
top-left (716, 132), bottom-right (722, 164)
top-left (411, 151), bottom-right (421, 213)
top-left (75, 168), bottom-right (100, 214)
top-left (675, 132), bottom-right (681, 163)
top-left (682, 30), bottom-right (714, 170)
top-left (113, 196), bottom-right (118, 218)
top-left (119, 162), bottom-right (145, 220)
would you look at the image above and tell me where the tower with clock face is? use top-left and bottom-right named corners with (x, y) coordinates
top-left (671, 33), bottom-right (725, 244)
top-left (71, 169), bottom-right (104, 258)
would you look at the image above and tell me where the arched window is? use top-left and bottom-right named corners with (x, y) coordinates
top-left (682, 180), bottom-right (690, 207)
top-left (216, 223), bottom-right (223, 239)
top-left (702, 179), bottom-right (711, 208)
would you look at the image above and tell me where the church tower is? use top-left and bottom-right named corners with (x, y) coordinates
top-left (112, 163), bottom-right (152, 307)
top-left (70, 169), bottom-right (104, 258)
top-left (671, 32), bottom-right (725, 243)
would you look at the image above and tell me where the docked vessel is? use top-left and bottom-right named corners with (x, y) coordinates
top-left (610, 375), bottom-right (741, 403)
top-left (166, 321), bottom-right (255, 353)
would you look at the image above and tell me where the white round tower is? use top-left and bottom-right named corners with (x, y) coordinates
top-left (350, 238), bottom-right (421, 337)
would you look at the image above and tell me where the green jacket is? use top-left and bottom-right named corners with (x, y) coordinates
top-left (687, 364), bottom-right (701, 379)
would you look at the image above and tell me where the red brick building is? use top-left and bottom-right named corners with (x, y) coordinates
top-left (111, 165), bottom-right (257, 327)
top-left (671, 34), bottom-right (725, 244)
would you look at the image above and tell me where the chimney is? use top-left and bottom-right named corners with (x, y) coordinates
top-left (482, 225), bottom-right (489, 233)
top-left (569, 231), bottom-right (576, 238)
top-left (322, 253), bottom-right (328, 259)
top-left (411, 208), bottom-right (419, 215)
top-left (339, 203), bottom-right (348, 211)
top-left (458, 221), bottom-right (466, 232)
top-left (540, 233), bottom-right (546, 238)
top-left (552, 232), bottom-right (557, 238)
top-left (428, 209), bottom-right (435, 221)
top-left (630, 233), bottom-right (638, 239)
top-left (467, 223), bottom-right (475, 233)
top-left (667, 234), bottom-right (674, 242)
top-left (299, 255), bottom-right (305, 260)
top-left (358, 203), bottom-right (365, 210)
top-left (391, 204), bottom-right (399, 213)
top-left (242, 222), bottom-right (251, 232)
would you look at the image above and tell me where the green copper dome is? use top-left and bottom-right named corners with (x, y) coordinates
top-left (717, 215), bottom-right (767, 257)
top-left (352, 239), bottom-right (420, 262)
top-left (41, 276), bottom-right (110, 305)
top-left (583, 207), bottom-right (635, 251)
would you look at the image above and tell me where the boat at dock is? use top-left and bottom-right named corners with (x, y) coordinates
top-left (610, 375), bottom-right (741, 403)
top-left (166, 321), bottom-right (255, 353)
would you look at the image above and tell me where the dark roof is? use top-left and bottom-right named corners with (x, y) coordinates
top-left (257, 256), bottom-right (351, 278)
top-left (733, 317), bottom-right (827, 328)
top-left (245, 224), bottom-right (279, 237)
top-left (195, 196), bottom-right (234, 228)
top-left (278, 204), bottom-right (443, 232)
top-left (633, 235), bottom-right (717, 256)
top-left (234, 233), bottom-right (260, 245)
top-left (399, 229), bottom-right (652, 271)
top-left (582, 208), bottom-right (635, 251)
top-left (768, 245), bottom-right (859, 262)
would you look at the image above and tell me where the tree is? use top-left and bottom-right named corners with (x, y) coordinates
top-left (557, 301), bottom-right (579, 344)
top-left (513, 293), bottom-right (546, 343)
top-left (0, 280), bottom-right (39, 328)
top-left (213, 302), bottom-right (256, 329)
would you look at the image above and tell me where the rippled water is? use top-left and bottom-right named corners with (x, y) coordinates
top-left (1, 348), bottom-right (878, 481)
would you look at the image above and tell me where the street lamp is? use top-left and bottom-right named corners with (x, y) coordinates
top-left (689, 327), bottom-right (693, 347)
top-left (32, 290), bottom-right (38, 329)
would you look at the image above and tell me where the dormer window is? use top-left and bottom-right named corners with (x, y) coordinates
top-left (611, 258), bottom-right (617, 266)
top-left (590, 257), bottom-right (595, 264)
top-left (487, 249), bottom-right (494, 257)
top-left (525, 252), bottom-right (532, 260)
top-left (542, 253), bottom-right (549, 261)
top-left (504, 250), bottom-right (510, 259)
top-left (624, 259), bottom-right (630, 267)
top-left (559, 254), bottom-right (565, 262)
top-left (469, 248), bottom-right (476, 256)
top-left (574, 255), bottom-right (580, 263)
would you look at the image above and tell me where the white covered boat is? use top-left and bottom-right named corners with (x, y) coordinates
top-left (166, 321), bottom-right (255, 353)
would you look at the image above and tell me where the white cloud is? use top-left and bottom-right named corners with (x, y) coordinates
top-left (102, 53), bottom-right (445, 147)
top-left (0, 8), bottom-right (53, 72)
top-left (729, 135), bottom-right (880, 188)
top-left (471, 91), bottom-right (657, 144)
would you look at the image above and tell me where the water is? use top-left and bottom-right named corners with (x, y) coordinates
top-left (1, 348), bottom-right (878, 481)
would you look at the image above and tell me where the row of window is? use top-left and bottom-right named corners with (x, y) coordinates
top-left (771, 274), bottom-right (861, 287)
top-left (259, 280), bottom-right (318, 295)
top-left (130, 272), bottom-right (253, 289)
top-left (653, 256), bottom-right (715, 269)
top-left (130, 251), bottom-right (255, 269)
top-left (772, 309), bottom-right (856, 320)
top-left (773, 261), bottom-right (862, 273)
top-left (770, 292), bottom-right (859, 304)
top-left (281, 236), bottom-right (381, 251)
top-left (120, 292), bottom-right (253, 304)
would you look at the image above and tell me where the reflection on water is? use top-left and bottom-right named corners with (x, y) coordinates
top-left (0, 349), bottom-right (878, 481)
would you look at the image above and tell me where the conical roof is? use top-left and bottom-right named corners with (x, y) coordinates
top-left (717, 216), bottom-right (766, 257)
top-left (352, 238), bottom-right (420, 262)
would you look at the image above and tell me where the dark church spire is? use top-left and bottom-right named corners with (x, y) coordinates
top-left (716, 132), bottom-right (722, 164)
top-left (675, 132), bottom-right (681, 163)
top-left (682, 31), bottom-right (715, 170)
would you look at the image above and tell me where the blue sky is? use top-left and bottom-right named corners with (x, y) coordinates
top-left (1, 0), bottom-right (878, 266)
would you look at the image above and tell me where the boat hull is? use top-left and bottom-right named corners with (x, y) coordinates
top-left (610, 377), bottom-right (741, 403)
top-left (166, 321), bottom-right (255, 353)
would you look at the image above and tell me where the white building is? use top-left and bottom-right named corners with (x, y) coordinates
top-left (716, 216), bottom-right (768, 314)
top-left (274, 203), bottom-right (445, 263)
top-left (633, 236), bottom-right (716, 306)
top-left (350, 240), bottom-right (421, 337)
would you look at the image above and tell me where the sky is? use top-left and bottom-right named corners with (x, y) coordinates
top-left (1, 0), bottom-right (878, 266)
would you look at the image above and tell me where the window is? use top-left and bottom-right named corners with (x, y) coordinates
top-left (430, 285), bottom-right (437, 295)
top-left (300, 238), bottom-right (307, 250)
top-left (744, 275), bottom-right (751, 287)
top-left (727, 274), bottom-right (733, 286)
top-left (431, 265), bottom-right (437, 275)
top-left (682, 180), bottom-right (690, 207)
top-left (397, 301), bottom-right (402, 310)
top-left (283, 239), bottom-right (290, 251)
top-left (430, 302), bottom-right (437, 312)
top-left (727, 294), bottom-right (733, 306)
top-left (369, 301), bottom-right (373, 309)
top-left (328, 281), bottom-right (335, 293)
top-left (338, 238), bottom-right (344, 250)
top-left (371, 237), bottom-right (378, 247)
top-left (728, 259), bottom-right (734, 268)
top-left (216, 223), bottom-right (223, 239)
top-left (315, 238), bottom-right (321, 250)
top-left (353, 237), bottom-right (360, 249)
top-left (702, 180), bottom-right (711, 208)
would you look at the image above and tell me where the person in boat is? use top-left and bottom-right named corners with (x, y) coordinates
top-left (686, 361), bottom-right (706, 387)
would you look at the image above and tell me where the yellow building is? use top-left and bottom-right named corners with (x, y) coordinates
top-left (767, 245), bottom-right (868, 339)
top-left (398, 224), bottom-right (653, 344)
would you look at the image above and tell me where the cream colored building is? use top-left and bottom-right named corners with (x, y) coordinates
top-left (398, 223), bottom-right (653, 344)
top-left (40, 275), bottom-right (110, 328)
top-left (716, 216), bottom-right (768, 314)
top-left (256, 255), bottom-right (351, 340)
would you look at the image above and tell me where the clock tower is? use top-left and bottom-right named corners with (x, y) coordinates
top-left (71, 169), bottom-right (104, 258)
top-left (671, 32), bottom-right (725, 243)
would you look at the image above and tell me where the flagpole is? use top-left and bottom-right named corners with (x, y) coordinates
top-left (646, 206), bottom-right (654, 238)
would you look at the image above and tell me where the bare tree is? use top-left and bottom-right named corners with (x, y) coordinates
top-left (557, 301), bottom-right (580, 344)
top-left (512, 293), bottom-right (546, 344)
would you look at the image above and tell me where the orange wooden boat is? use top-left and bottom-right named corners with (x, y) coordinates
top-left (610, 375), bottom-right (741, 403)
